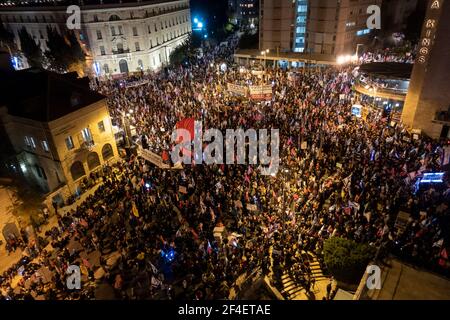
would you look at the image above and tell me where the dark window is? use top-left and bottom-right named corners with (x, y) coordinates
top-left (87, 152), bottom-right (101, 171)
top-left (102, 144), bottom-right (114, 161)
top-left (98, 120), bottom-right (105, 132)
top-left (70, 161), bottom-right (85, 181)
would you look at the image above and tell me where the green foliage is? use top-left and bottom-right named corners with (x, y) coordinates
top-left (0, 23), bottom-right (16, 52)
top-left (225, 23), bottom-right (236, 33)
top-left (45, 27), bottom-right (85, 72)
top-left (169, 34), bottom-right (198, 66)
top-left (18, 27), bottom-right (43, 68)
top-left (67, 30), bottom-right (85, 62)
top-left (323, 237), bottom-right (375, 284)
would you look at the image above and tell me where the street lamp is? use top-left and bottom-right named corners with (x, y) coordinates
top-left (261, 49), bottom-right (270, 70)
top-left (121, 112), bottom-right (132, 148)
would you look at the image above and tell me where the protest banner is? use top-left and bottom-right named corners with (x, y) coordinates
top-left (249, 85), bottom-right (273, 101)
top-left (138, 147), bottom-right (170, 169)
top-left (227, 83), bottom-right (247, 96)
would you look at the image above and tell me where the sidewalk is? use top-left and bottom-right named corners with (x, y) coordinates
top-left (0, 246), bottom-right (23, 274)
top-left (38, 183), bottom-right (102, 237)
top-left (0, 185), bottom-right (24, 274)
top-left (0, 183), bottom-right (103, 275)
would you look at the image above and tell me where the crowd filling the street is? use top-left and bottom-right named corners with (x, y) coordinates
top-left (1, 35), bottom-right (449, 300)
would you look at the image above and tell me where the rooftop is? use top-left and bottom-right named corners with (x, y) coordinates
top-left (0, 68), bottom-right (105, 122)
top-left (358, 62), bottom-right (413, 80)
top-left (0, 0), bottom-right (179, 11)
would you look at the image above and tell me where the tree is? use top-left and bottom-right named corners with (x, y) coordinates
top-left (45, 27), bottom-right (85, 74)
top-left (0, 23), bottom-right (16, 52)
top-left (45, 26), bottom-right (73, 72)
top-left (67, 30), bottom-right (85, 63)
top-left (169, 34), bottom-right (198, 66)
top-left (66, 30), bottom-right (86, 75)
top-left (323, 237), bottom-right (376, 284)
top-left (18, 27), bottom-right (43, 68)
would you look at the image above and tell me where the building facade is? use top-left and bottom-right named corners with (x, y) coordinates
top-left (0, 69), bottom-right (119, 205)
top-left (0, 0), bottom-right (192, 75)
top-left (259, 0), bottom-right (382, 56)
top-left (229, 0), bottom-right (258, 26)
top-left (402, 0), bottom-right (450, 139)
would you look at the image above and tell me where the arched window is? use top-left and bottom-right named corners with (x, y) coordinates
top-left (138, 59), bottom-right (143, 70)
top-left (102, 144), bottom-right (114, 161)
top-left (109, 15), bottom-right (121, 21)
top-left (70, 161), bottom-right (85, 181)
top-left (87, 152), bottom-right (101, 171)
top-left (103, 64), bottom-right (109, 74)
top-left (119, 59), bottom-right (128, 73)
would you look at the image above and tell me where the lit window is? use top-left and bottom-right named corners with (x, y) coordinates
top-left (297, 16), bottom-right (306, 23)
top-left (356, 29), bottom-right (371, 36)
top-left (42, 140), bottom-right (49, 152)
top-left (81, 128), bottom-right (93, 144)
top-left (66, 136), bottom-right (74, 150)
top-left (298, 5), bottom-right (307, 13)
top-left (296, 27), bottom-right (306, 34)
top-left (30, 137), bottom-right (36, 149)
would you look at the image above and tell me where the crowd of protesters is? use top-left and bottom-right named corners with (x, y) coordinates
top-left (1, 36), bottom-right (449, 300)
top-left (359, 47), bottom-right (416, 64)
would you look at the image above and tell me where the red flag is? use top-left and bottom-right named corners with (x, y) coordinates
top-left (162, 150), bottom-right (169, 161)
top-left (176, 118), bottom-right (196, 141)
top-left (176, 118), bottom-right (196, 160)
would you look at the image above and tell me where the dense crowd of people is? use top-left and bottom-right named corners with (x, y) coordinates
top-left (359, 47), bottom-right (415, 64)
top-left (1, 36), bottom-right (449, 300)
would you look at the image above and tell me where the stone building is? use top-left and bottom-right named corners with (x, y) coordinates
top-left (0, 68), bottom-right (119, 205)
top-left (0, 0), bottom-right (192, 75)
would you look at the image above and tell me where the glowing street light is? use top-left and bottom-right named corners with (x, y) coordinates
top-left (261, 49), bottom-right (270, 70)
top-left (337, 54), bottom-right (358, 65)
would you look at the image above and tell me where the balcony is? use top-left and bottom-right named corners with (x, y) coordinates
top-left (112, 49), bottom-right (130, 55)
top-left (78, 140), bottom-right (95, 152)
